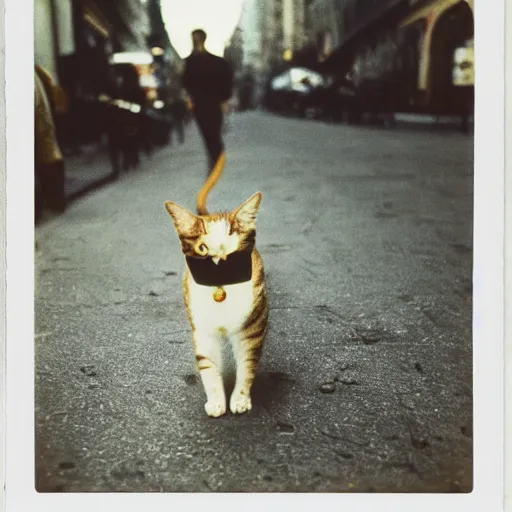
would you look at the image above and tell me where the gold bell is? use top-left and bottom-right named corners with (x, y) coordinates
top-left (213, 287), bottom-right (226, 303)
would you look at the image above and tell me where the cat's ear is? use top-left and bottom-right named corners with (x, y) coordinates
top-left (233, 192), bottom-right (262, 229)
top-left (165, 201), bottom-right (203, 236)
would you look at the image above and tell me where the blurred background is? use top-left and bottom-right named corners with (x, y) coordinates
top-left (34, 0), bottom-right (473, 220)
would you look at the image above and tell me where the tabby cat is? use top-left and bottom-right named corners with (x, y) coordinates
top-left (165, 170), bottom-right (268, 417)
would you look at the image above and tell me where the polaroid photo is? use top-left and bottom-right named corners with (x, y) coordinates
top-left (2, 0), bottom-right (506, 510)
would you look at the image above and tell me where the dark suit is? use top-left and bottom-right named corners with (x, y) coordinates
top-left (182, 51), bottom-right (233, 173)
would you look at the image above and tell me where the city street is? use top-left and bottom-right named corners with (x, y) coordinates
top-left (35, 112), bottom-right (474, 493)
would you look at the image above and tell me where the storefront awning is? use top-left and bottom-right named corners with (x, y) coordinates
top-left (400, 0), bottom-right (473, 27)
top-left (323, 0), bottom-right (409, 71)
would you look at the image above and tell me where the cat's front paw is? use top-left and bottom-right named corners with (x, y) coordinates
top-left (230, 392), bottom-right (252, 414)
top-left (204, 398), bottom-right (226, 418)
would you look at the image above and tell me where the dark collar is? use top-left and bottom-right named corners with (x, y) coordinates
top-left (186, 251), bottom-right (252, 287)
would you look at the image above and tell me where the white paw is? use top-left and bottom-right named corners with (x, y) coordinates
top-left (204, 399), bottom-right (226, 418)
top-left (230, 393), bottom-right (252, 414)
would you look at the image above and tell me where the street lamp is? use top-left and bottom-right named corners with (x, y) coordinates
top-left (151, 46), bottom-right (165, 57)
top-left (283, 49), bottom-right (293, 61)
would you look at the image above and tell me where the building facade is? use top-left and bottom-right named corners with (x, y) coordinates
top-left (33, 0), bottom-right (182, 149)
top-left (282, 0), bottom-right (307, 54)
top-left (248, 0), bottom-right (308, 73)
top-left (341, 0), bottom-right (407, 40)
top-left (304, 0), bottom-right (344, 62)
top-left (224, 26), bottom-right (244, 74)
top-left (34, 0), bottom-right (153, 88)
top-left (93, 0), bottom-right (151, 52)
top-left (34, 0), bottom-right (65, 81)
top-left (33, 0), bottom-right (187, 97)
top-left (322, 0), bottom-right (474, 116)
top-left (145, 0), bottom-right (183, 65)
top-left (260, 0), bottom-right (283, 71)
top-left (238, 0), bottom-right (263, 71)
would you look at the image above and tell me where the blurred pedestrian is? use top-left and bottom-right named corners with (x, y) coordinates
top-left (34, 67), bottom-right (66, 222)
top-left (238, 68), bottom-right (255, 111)
top-left (161, 72), bottom-right (187, 146)
top-left (105, 67), bottom-right (124, 175)
top-left (352, 47), bottom-right (396, 128)
top-left (35, 65), bottom-right (70, 147)
top-left (117, 64), bottom-right (147, 170)
top-left (170, 90), bottom-right (188, 145)
top-left (182, 29), bottom-right (234, 176)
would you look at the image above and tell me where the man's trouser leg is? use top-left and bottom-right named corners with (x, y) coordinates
top-left (194, 105), bottom-right (224, 176)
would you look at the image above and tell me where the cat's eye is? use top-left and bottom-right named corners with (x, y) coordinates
top-left (195, 242), bottom-right (209, 256)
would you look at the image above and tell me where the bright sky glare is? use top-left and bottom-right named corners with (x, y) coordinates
top-left (161, 0), bottom-right (246, 59)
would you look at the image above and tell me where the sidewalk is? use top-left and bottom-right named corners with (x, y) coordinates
top-left (63, 141), bottom-right (116, 201)
top-left (394, 112), bottom-right (473, 132)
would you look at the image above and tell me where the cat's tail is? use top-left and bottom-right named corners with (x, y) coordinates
top-left (196, 151), bottom-right (226, 215)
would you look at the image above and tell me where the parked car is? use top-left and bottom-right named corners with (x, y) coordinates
top-left (297, 74), bottom-right (362, 123)
top-left (265, 67), bottom-right (324, 116)
top-left (264, 67), bottom-right (362, 123)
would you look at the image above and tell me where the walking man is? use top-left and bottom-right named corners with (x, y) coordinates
top-left (182, 29), bottom-right (234, 175)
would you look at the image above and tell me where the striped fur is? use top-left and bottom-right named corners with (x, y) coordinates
top-left (165, 193), bottom-right (268, 417)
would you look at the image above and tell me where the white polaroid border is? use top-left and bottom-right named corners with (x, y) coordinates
top-left (505, 0), bottom-right (511, 508)
top-left (0, 0), bottom-right (6, 509)
top-left (4, 0), bottom-right (505, 510)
